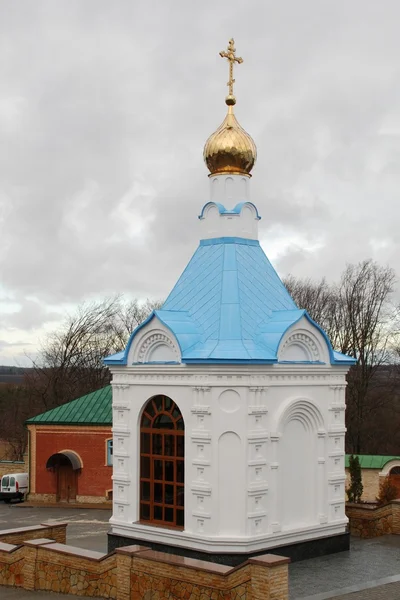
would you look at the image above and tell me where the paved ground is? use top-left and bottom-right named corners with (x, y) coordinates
top-left (1, 504), bottom-right (400, 599)
top-left (0, 502), bottom-right (111, 553)
top-left (330, 581), bottom-right (400, 600)
top-left (290, 535), bottom-right (400, 599)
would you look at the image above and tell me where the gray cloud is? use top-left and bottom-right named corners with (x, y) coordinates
top-left (0, 298), bottom-right (61, 332)
top-left (1, 0), bottom-right (400, 362)
top-left (0, 339), bottom-right (34, 367)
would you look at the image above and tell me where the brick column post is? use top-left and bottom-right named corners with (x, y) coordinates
top-left (23, 539), bottom-right (54, 591)
top-left (40, 522), bottom-right (68, 544)
top-left (116, 545), bottom-right (150, 600)
top-left (248, 554), bottom-right (290, 600)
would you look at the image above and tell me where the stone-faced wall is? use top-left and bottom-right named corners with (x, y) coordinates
top-left (0, 522), bottom-right (67, 545)
top-left (0, 529), bottom-right (290, 600)
top-left (346, 503), bottom-right (392, 537)
top-left (0, 543), bottom-right (25, 587)
top-left (0, 460), bottom-right (27, 478)
top-left (34, 543), bottom-right (117, 597)
top-left (346, 500), bottom-right (400, 538)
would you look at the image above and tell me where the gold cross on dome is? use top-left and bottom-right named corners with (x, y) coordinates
top-left (219, 38), bottom-right (243, 105)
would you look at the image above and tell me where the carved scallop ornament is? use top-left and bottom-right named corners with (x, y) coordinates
top-left (132, 329), bottom-right (181, 364)
top-left (278, 326), bottom-right (329, 364)
top-left (278, 398), bottom-right (325, 433)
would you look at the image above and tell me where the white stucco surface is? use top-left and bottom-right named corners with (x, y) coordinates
top-left (109, 358), bottom-right (348, 553)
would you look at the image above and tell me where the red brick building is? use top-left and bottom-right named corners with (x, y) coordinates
top-left (26, 386), bottom-right (112, 504)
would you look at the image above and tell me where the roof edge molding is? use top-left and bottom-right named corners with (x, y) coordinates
top-left (278, 314), bottom-right (330, 364)
top-left (131, 325), bottom-right (181, 365)
top-left (125, 312), bottom-right (191, 365)
top-left (199, 200), bottom-right (260, 241)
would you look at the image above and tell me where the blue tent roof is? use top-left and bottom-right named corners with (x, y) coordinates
top-left (105, 231), bottom-right (355, 366)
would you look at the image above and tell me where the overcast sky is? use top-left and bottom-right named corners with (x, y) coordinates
top-left (1, 0), bottom-right (399, 365)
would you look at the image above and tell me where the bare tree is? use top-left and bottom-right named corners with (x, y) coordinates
top-left (112, 298), bottom-right (164, 349)
top-left (283, 275), bottom-right (343, 348)
top-left (284, 260), bottom-right (397, 454)
top-left (26, 295), bottom-right (162, 413)
top-left (0, 384), bottom-right (31, 460)
top-left (338, 261), bottom-right (396, 453)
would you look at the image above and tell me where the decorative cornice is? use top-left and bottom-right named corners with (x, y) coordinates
top-left (32, 425), bottom-right (111, 433)
top-left (110, 369), bottom-right (347, 387)
top-left (110, 363), bottom-right (348, 377)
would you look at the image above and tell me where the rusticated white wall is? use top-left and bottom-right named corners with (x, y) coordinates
top-left (109, 363), bottom-right (349, 555)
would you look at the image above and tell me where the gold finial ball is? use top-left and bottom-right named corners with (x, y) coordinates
top-left (225, 94), bottom-right (236, 106)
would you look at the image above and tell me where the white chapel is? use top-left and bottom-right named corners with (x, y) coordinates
top-left (105, 39), bottom-right (355, 564)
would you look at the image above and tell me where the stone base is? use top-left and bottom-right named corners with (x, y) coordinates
top-left (76, 495), bottom-right (108, 504)
top-left (28, 493), bottom-right (109, 504)
top-left (108, 530), bottom-right (350, 566)
top-left (28, 493), bottom-right (57, 503)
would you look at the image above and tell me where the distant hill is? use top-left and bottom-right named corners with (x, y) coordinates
top-left (0, 366), bottom-right (33, 385)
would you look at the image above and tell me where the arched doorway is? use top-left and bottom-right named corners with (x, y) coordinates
top-left (140, 395), bottom-right (184, 528)
top-left (46, 451), bottom-right (82, 502)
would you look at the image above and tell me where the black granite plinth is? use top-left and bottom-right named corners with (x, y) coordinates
top-left (108, 531), bottom-right (349, 566)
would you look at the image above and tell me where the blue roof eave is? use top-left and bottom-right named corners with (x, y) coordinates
top-left (103, 312), bottom-right (154, 366)
top-left (332, 350), bottom-right (356, 365)
top-left (103, 350), bottom-right (126, 365)
top-left (104, 309), bottom-right (203, 366)
top-left (256, 309), bottom-right (356, 366)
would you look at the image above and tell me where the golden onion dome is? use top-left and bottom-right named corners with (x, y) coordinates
top-left (204, 38), bottom-right (257, 177)
top-left (203, 104), bottom-right (257, 176)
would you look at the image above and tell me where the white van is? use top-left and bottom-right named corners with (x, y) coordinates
top-left (0, 473), bottom-right (29, 503)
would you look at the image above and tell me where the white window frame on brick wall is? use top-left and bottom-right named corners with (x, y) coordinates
top-left (106, 439), bottom-right (113, 466)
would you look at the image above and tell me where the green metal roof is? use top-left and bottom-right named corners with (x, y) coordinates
top-left (345, 454), bottom-right (400, 469)
top-left (26, 386), bottom-right (112, 426)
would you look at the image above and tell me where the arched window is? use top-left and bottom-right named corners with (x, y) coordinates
top-left (140, 395), bottom-right (184, 528)
top-left (390, 466), bottom-right (400, 475)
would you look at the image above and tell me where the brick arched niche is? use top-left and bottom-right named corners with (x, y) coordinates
top-left (380, 460), bottom-right (400, 477)
top-left (139, 395), bottom-right (184, 528)
top-left (380, 460), bottom-right (400, 500)
top-left (46, 450), bottom-right (83, 503)
top-left (379, 458), bottom-right (400, 477)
